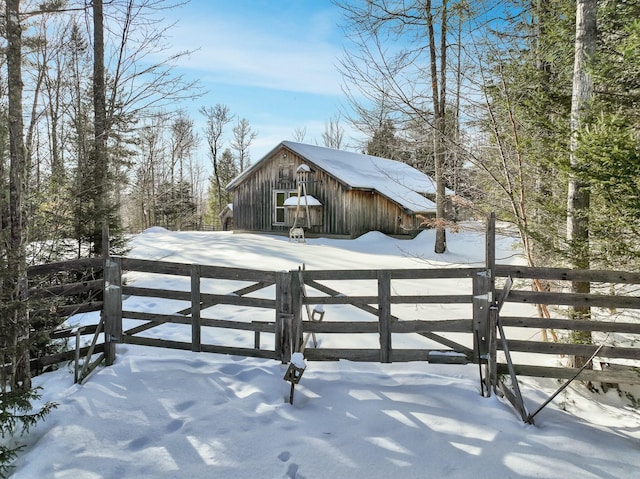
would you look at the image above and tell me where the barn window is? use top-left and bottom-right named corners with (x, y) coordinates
top-left (273, 189), bottom-right (297, 224)
top-left (279, 164), bottom-right (294, 182)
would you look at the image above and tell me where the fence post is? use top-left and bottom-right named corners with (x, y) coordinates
top-left (291, 270), bottom-right (303, 352)
top-left (472, 272), bottom-right (491, 359)
top-left (486, 212), bottom-right (496, 293)
top-left (276, 271), bottom-right (293, 363)
top-left (378, 270), bottom-right (392, 363)
top-left (191, 264), bottom-right (202, 352)
top-left (104, 257), bottom-right (122, 366)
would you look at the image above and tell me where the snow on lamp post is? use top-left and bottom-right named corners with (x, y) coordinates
top-left (283, 352), bottom-right (307, 404)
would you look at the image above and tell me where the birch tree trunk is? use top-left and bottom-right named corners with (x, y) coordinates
top-left (567, 0), bottom-right (596, 367)
top-left (6, 0), bottom-right (31, 390)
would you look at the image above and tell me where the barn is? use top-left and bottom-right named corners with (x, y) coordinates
top-left (226, 141), bottom-right (448, 238)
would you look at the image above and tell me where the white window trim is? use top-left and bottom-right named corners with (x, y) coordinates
top-left (273, 189), bottom-right (297, 225)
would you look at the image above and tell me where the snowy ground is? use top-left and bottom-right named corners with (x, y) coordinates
top-left (9, 224), bottom-right (640, 478)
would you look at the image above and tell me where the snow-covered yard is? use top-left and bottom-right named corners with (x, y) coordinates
top-left (9, 224), bottom-right (640, 478)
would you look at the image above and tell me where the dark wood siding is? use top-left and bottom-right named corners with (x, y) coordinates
top-left (231, 145), bottom-right (421, 238)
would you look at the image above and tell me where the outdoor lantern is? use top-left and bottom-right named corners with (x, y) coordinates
top-left (283, 352), bottom-right (307, 404)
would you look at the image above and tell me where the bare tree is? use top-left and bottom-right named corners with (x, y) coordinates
top-left (170, 111), bottom-right (198, 183)
top-left (231, 117), bottom-right (257, 172)
top-left (322, 115), bottom-right (344, 149)
top-left (131, 115), bottom-right (168, 230)
top-left (200, 104), bottom-right (233, 215)
top-left (338, 0), bottom-right (457, 253)
top-left (292, 126), bottom-right (307, 142)
top-left (169, 111), bottom-right (199, 229)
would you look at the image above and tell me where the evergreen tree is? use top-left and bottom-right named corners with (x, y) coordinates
top-left (207, 148), bottom-right (237, 227)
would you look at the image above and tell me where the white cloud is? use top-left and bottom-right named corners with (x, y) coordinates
top-left (167, 15), bottom-right (345, 96)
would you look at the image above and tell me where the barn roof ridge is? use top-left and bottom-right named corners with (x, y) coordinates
top-left (227, 140), bottom-right (447, 213)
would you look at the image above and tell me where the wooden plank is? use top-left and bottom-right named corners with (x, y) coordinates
top-left (79, 352), bottom-right (105, 383)
top-left (200, 293), bottom-right (277, 309)
top-left (302, 294), bottom-right (472, 305)
top-left (28, 279), bottom-right (104, 299)
top-left (301, 319), bottom-right (472, 334)
top-left (497, 363), bottom-right (640, 384)
top-left (391, 319), bottom-right (473, 333)
top-left (31, 301), bottom-right (103, 319)
top-left (191, 264), bottom-right (201, 353)
top-left (123, 330), bottom-right (277, 360)
top-left (176, 280), bottom-right (275, 315)
top-left (199, 264), bottom-right (277, 282)
top-left (506, 290), bottom-right (640, 309)
top-left (486, 213), bottom-right (496, 293)
top-left (378, 271), bottom-right (392, 363)
top-left (104, 257), bottom-right (122, 366)
top-left (497, 380), bottom-right (530, 423)
top-left (502, 340), bottom-right (640, 360)
top-left (416, 332), bottom-right (473, 356)
top-left (27, 257), bottom-right (103, 277)
top-left (302, 268), bottom-right (482, 281)
top-left (78, 316), bottom-right (105, 381)
top-left (496, 313), bottom-right (529, 423)
top-left (303, 348), bottom-right (382, 362)
top-left (500, 316), bottom-right (640, 334)
top-left (487, 311), bottom-right (498, 395)
top-left (122, 257), bottom-right (276, 282)
top-left (121, 258), bottom-right (192, 276)
top-left (123, 310), bottom-right (276, 334)
top-left (390, 295), bottom-right (474, 304)
top-left (305, 277), bottom-right (472, 355)
top-left (200, 343), bottom-right (277, 360)
top-left (123, 286), bottom-right (277, 309)
top-left (496, 265), bottom-right (640, 284)
top-left (31, 343), bottom-right (105, 368)
top-left (275, 271), bottom-right (293, 362)
top-left (303, 348), bottom-right (468, 363)
top-left (123, 285), bottom-right (191, 301)
top-left (473, 272), bottom-right (491, 359)
top-left (427, 351), bottom-right (469, 364)
top-left (302, 321), bottom-right (378, 333)
top-left (47, 324), bottom-right (99, 340)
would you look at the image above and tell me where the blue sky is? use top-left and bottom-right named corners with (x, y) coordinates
top-left (164, 0), bottom-right (360, 160)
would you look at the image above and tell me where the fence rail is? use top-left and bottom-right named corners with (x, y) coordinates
top-left (24, 223), bottom-right (640, 402)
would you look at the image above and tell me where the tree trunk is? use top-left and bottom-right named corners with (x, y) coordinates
top-left (6, 0), bottom-right (31, 391)
top-left (426, 0), bottom-right (448, 253)
top-left (93, 0), bottom-right (108, 256)
top-left (567, 0), bottom-right (596, 368)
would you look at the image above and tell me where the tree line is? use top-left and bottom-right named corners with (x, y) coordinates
top-left (337, 0), bottom-right (639, 280)
top-left (1, 0), bottom-right (638, 470)
top-left (337, 0), bottom-right (639, 365)
top-left (0, 1), bottom-right (259, 471)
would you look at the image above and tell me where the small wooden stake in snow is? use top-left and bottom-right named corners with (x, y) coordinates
top-left (284, 352), bottom-right (306, 404)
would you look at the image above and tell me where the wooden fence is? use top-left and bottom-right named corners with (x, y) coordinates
top-left (95, 257), bottom-right (640, 384)
top-left (26, 223), bottom-right (640, 418)
top-left (27, 257), bottom-right (105, 379)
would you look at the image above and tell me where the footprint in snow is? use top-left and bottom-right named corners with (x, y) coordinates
top-left (278, 451), bottom-right (291, 462)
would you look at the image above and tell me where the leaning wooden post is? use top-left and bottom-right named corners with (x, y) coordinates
top-left (276, 271), bottom-right (294, 363)
top-left (191, 264), bottom-right (202, 353)
top-left (103, 256), bottom-right (122, 366)
top-left (378, 270), bottom-right (392, 363)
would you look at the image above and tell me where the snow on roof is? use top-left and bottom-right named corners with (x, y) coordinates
top-left (283, 195), bottom-right (322, 207)
top-left (227, 141), bottom-right (446, 213)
